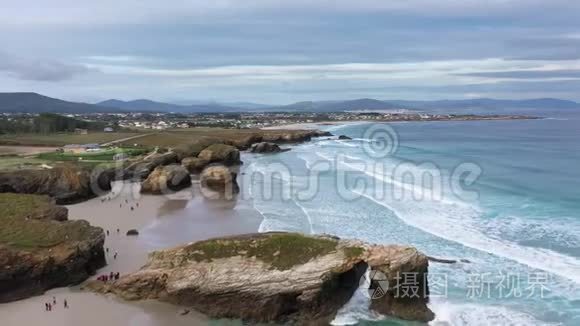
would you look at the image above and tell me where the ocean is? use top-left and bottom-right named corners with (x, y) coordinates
top-left (241, 111), bottom-right (580, 325)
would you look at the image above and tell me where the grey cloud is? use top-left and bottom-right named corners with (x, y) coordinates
top-left (0, 52), bottom-right (92, 81)
top-left (1, 0), bottom-right (579, 25)
top-left (506, 37), bottom-right (580, 60)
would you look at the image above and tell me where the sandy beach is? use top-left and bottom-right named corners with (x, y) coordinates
top-left (0, 172), bottom-right (262, 325)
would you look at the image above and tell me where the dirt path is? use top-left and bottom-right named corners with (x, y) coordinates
top-left (100, 133), bottom-right (157, 146)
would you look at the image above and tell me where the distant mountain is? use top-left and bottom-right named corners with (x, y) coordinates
top-left (268, 98), bottom-right (408, 112)
top-left (98, 99), bottom-right (185, 112)
top-left (97, 99), bottom-right (242, 113)
top-left (388, 98), bottom-right (580, 110)
top-left (96, 97), bottom-right (580, 113)
top-left (3, 93), bottom-right (578, 114)
top-left (0, 92), bottom-right (119, 113)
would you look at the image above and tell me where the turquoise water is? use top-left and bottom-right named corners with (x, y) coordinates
top-left (241, 112), bottom-right (580, 325)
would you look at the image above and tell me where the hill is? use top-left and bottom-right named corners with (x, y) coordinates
top-left (267, 98), bottom-right (408, 112)
top-left (97, 99), bottom-right (242, 113)
top-left (389, 98), bottom-right (580, 111)
top-left (0, 93), bottom-right (119, 113)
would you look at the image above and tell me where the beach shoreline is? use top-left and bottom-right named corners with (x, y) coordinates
top-left (0, 169), bottom-right (262, 326)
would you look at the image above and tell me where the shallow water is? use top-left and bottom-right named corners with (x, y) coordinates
top-left (243, 110), bottom-right (580, 325)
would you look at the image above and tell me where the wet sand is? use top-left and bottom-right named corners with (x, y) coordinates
top-left (0, 177), bottom-right (262, 326)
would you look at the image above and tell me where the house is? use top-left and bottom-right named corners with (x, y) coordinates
top-left (103, 127), bottom-right (114, 132)
top-left (74, 128), bottom-right (88, 135)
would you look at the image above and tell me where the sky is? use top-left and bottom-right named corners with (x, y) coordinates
top-left (1, 0), bottom-right (580, 104)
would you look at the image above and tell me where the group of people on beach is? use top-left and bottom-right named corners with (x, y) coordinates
top-left (44, 296), bottom-right (67, 311)
top-left (96, 271), bottom-right (121, 283)
top-left (101, 193), bottom-right (141, 212)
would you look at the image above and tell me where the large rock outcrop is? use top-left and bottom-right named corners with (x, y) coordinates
top-left (122, 152), bottom-right (179, 181)
top-left (250, 142), bottom-right (287, 154)
top-left (224, 134), bottom-right (263, 150)
top-left (199, 165), bottom-right (239, 199)
top-left (0, 165), bottom-right (95, 204)
top-left (89, 232), bottom-right (433, 324)
top-left (173, 137), bottom-right (226, 161)
top-left (181, 157), bottom-right (209, 174)
top-left (140, 164), bottom-right (192, 194)
top-left (197, 144), bottom-right (241, 166)
top-left (0, 193), bottom-right (105, 303)
top-left (261, 130), bottom-right (332, 143)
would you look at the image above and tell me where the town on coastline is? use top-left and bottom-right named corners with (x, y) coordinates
top-left (1, 110), bottom-right (535, 131)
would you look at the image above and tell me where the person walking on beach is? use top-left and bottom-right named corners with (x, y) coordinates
top-left (53, 296), bottom-right (56, 305)
top-left (45, 303), bottom-right (49, 311)
top-left (64, 299), bottom-right (68, 309)
top-left (114, 252), bottom-right (118, 260)
top-left (106, 230), bottom-right (110, 236)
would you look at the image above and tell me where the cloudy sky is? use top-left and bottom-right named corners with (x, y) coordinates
top-left (1, 0), bottom-right (580, 104)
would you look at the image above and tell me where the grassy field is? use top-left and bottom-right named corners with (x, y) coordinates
top-left (37, 147), bottom-right (149, 162)
top-left (0, 128), bottom-right (310, 148)
top-left (0, 193), bottom-right (95, 250)
top-left (0, 157), bottom-right (51, 171)
top-left (117, 128), bottom-right (308, 148)
top-left (0, 132), bottom-right (144, 147)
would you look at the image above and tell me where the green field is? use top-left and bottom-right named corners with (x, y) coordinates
top-left (0, 157), bottom-right (51, 171)
top-left (37, 147), bottom-right (149, 162)
top-left (0, 132), bottom-right (144, 147)
top-left (117, 128), bottom-right (306, 148)
top-left (0, 193), bottom-right (95, 250)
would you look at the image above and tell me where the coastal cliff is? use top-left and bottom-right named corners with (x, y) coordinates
top-left (0, 165), bottom-right (101, 204)
top-left (89, 232), bottom-right (433, 324)
top-left (0, 193), bottom-right (105, 303)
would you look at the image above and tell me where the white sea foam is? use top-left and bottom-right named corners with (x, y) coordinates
top-left (292, 198), bottom-right (315, 234)
top-left (303, 149), bottom-right (580, 286)
top-left (429, 299), bottom-right (557, 326)
top-left (332, 267), bottom-right (384, 325)
top-left (349, 179), bottom-right (580, 286)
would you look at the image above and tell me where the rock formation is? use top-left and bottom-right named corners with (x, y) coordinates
top-left (197, 144), bottom-right (241, 166)
top-left (126, 229), bottom-right (139, 236)
top-left (0, 193), bottom-right (105, 303)
top-left (89, 232), bottom-right (433, 324)
top-left (0, 165), bottom-right (95, 204)
top-left (173, 137), bottom-right (225, 161)
top-left (181, 157), bottom-right (209, 174)
top-left (255, 130), bottom-right (329, 144)
top-left (199, 165), bottom-right (240, 199)
top-left (123, 152), bottom-right (179, 181)
top-left (250, 142), bottom-right (288, 153)
top-left (338, 135), bottom-right (352, 140)
top-left (224, 134), bottom-right (263, 150)
top-left (140, 164), bottom-right (192, 194)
